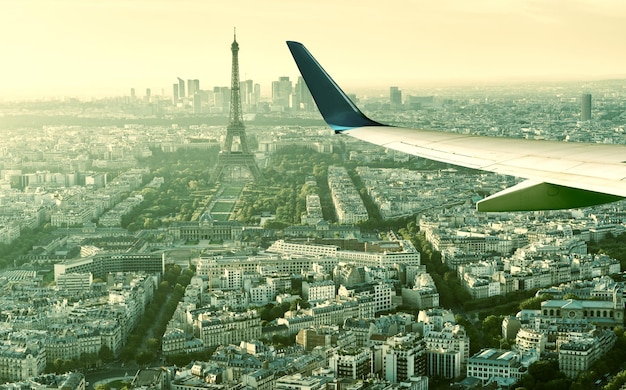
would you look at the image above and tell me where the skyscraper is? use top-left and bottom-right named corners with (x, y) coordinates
top-left (172, 83), bottom-right (179, 104)
top-left (188, 79), bottom-right (199, 97)
top-left (241, 79), bottom-right (254, 110)
top-left (581, 93), bottom-right (592, 121)
top-left (193, 93), bottom-right (202, 114)
top-left (178, 77), bottom-right (186, 99)
top-left (272, 76), bottom-right (292, 109)
top-left (293, 76), bottom-right (314, 111)
top-left (390, 86), bottom-right (402, 106)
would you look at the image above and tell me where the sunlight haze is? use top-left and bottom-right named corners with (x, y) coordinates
top-left (2, 0), bottom-right (625, 98)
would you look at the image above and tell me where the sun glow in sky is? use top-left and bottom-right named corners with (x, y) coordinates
top-left (2, 0), bottom-right (626, 98)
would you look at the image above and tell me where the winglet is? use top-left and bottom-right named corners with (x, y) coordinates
top-left (476, 180), bottom-right (625, 212)
top-left (286, 41), bottom-right (385, 132)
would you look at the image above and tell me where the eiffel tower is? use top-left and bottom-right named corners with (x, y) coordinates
top-left (212, 30), bottom-right (262, 182)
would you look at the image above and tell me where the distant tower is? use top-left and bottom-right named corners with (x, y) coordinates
top-left (212, 30), bottom-right (261, 182)
top-left (178, 77), bottom-right (186, 98)
top-left (193, 93), bottom-right (202, 114)
top-left (294, 76), bottom-right (314, 111)
top-left (272, 76), bottom-right (292, 109)
top-left (188, 79), bottom-right (199, 97)
top-left (581, 93), bottom-right (591, 121)
top-left (390, 86), bottom-right (402, 106)
top-left (241, 79), bottom-right (254, 109)
top-left (130, 88), bottom-right (136, 100)
top-left (172, 83), bottom-right (179, 104)
top-left (145, 88), bottom-right (151, 102)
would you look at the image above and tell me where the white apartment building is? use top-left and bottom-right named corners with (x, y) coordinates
top-left (223, 269), bottom-right (242, 290)
top-left (328, 347), bottom-right (372, 380)
top-left (0, 221), bottom-right (20, 244)
top-left (338, 249), bottom-right (421, 268)
top-left (275, 373), bottom-right (326, 390)
top-left (426, 350), bottom-right (461, 379)
top-left (194, 310), bottom-right (261, 348)
top-left (338, 282), bottom-right (394, 314)
top-left (250, 283), bottom-right (275, 304)
top-left (0, 343), bottom-right (47, 381)
top-left (383, 333), bottom-right (426, 384)
top-left (45, 327), bottom-right (101, 361)
top-left (266, 240), bottom-right (338, 258)
top-left (424, 323), bottom-right (470, 367)
top-left (162, 328), bottom-right (186, 356)
top-left (50, 205), bottom-right (95, 227)
top-left (56, 272), bottom-right (93, 294)
top-left (515, 328), bottom-right (546, 354)
top-left (302, 280), bottom-right (335, 302)
top-left (558, 330), bottom-right (616, 379)
top-left (466, 349), bottom-right (534, 385)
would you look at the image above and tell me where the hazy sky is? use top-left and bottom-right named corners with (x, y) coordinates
top-left (2, 0), bottom-right (626, 99)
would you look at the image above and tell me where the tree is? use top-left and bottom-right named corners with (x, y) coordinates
top-left (99, 345), bottom-right (115, 362)
top-left (483, 315), bottom-right (502, 335)
top-left (519, 295), bottom-right (548, 310)
top-left (528, 360), bottom-right (561, 383)
top-left (146, 338), bottom-right (160, 352)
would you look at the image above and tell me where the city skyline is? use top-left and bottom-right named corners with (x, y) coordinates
top-left (2, 0), bottom-right (626, 99)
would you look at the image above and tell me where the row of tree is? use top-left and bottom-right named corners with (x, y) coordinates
top-left (119, 147), bottom-right (220, 231)
top-left (0, 225), bottom-right (57, 268)
top-left (234, 146), bottom-right (344, 225)
top-left (120, 264), bottom-right (194, 364)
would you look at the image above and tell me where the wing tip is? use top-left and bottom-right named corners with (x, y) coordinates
top-left (286, 40), bottom-right (385, 131)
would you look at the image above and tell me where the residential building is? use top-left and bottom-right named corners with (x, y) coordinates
top-left (383, 333), bottom-right (426, 384)
top-left (466, 349), bottom-right (535, 386)
top-left (0, 343), bottom-right (46, 381)
top-left (275, 373), bottom-right (327, 390)
top-left (193, 309), bottom-right (261, 348)
top-left (302, 280), bottom-right (335, 302)
top-left (558, 330), bottom-right (616, 379)
top-left (328, 347), bottom-right (372, 380)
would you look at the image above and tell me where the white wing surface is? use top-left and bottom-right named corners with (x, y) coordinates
top-left (286, 41), bottom-right (626, 211)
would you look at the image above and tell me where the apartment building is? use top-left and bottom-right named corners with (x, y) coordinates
top-left (328, 347), bottom-right (372, 380)
top-left (194, 310), bottom-right (261, 348)
top-left (0, 343), bottom-right (46, 381)
top-left (383, 333), bottom-right (426, 384)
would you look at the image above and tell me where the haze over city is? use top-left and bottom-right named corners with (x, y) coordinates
top-left (2, 0), bottom-right (626, 389)
top-left (2, 0), bottom-right (626, 99)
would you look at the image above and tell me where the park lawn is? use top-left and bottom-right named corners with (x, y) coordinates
top-left (211, 201), bottom-right (235, 212)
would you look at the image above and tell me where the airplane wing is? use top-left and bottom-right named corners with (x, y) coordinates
top-left (286, 41), bottom-right (626, 212)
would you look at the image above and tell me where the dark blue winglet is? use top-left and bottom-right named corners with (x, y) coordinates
top-left (286, 41), bottom-right (385, 132)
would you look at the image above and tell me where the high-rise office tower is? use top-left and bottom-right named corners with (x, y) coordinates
top-left (193, 93), bottom-right (202, 114)
top-left (241, 79), bottom-right (254, 109)
top-left (178, 77), bottom-right (186, 98)
top-left (213, 86), bottom-right (230, 111)
top-left (130, 88), bottom-right (136, 100)
top-left (581, 93), bottom-right (592, 121)
top-left (293, 76), bottom-right (314, 111)
top-left (272, 76), bottom-right (292, 109)
top-left (188, 79), bottom-right (199, 97)
top-left (173, 83), bottom-right (179, 104)
top-left (390, 86), bottom-right (402, 106)
top-left (145, 88), bottom-right (151, 102)
top-left (253, 83), bottom-right (261, 107)
top-left (212, 30), bottom-right (261, 182)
